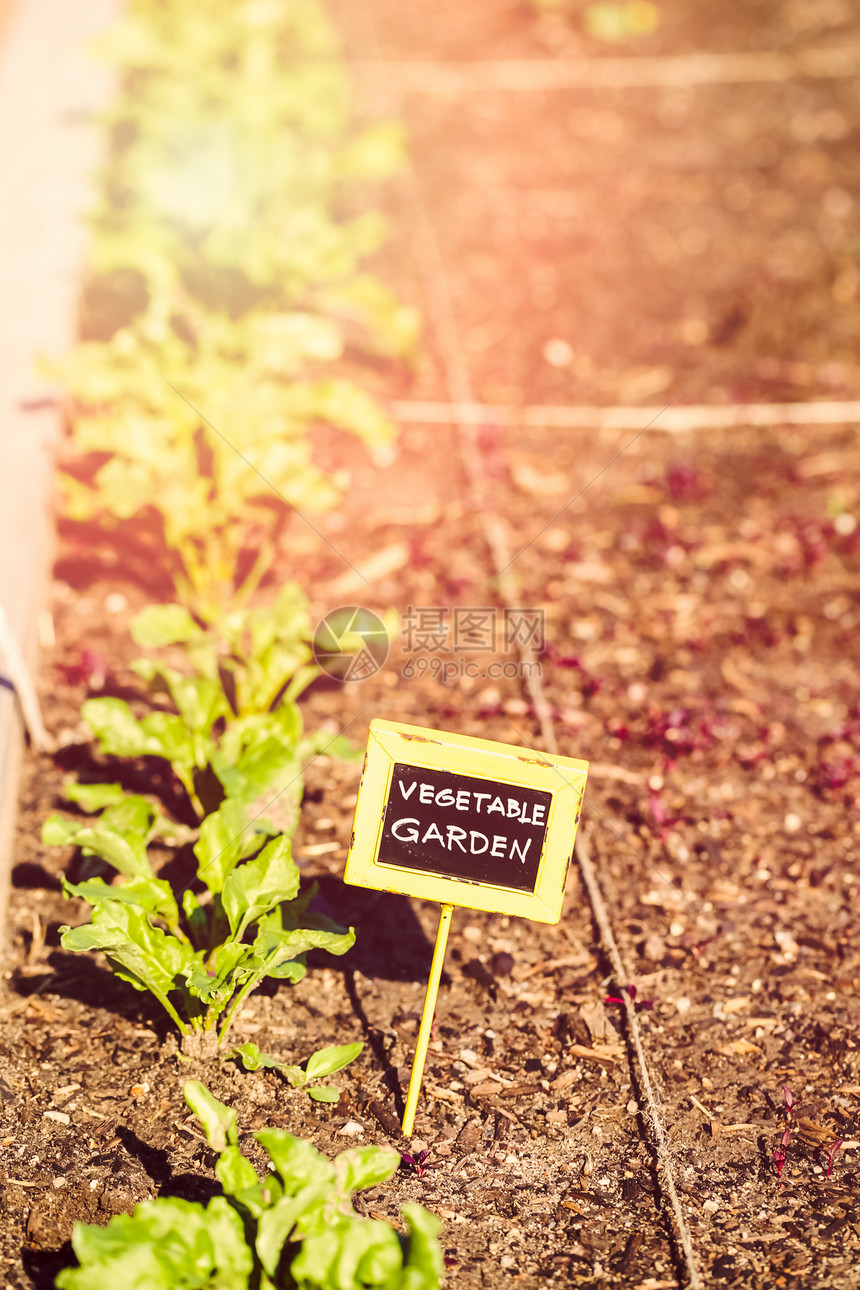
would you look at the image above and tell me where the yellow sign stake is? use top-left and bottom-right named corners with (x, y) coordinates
top-left (402, 903), bottom-right (454, 1137)
top-left (345, 720), bottom-right (589, 1133)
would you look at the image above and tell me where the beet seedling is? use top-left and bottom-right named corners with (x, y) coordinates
top-left (48, 795), bottom-right (355, 1054)
top-left (56, 1081), bottom-right (443, 1290)
top-left (772, 1084), bottom-right (844, 1180)
top-left (400, 1150), bottom-right (442, 1180)
top-left (53, 0), bottom-right (415, 628)
top-left (75, 589), bottom-right (357, 828)
top-left (604, 984), bottom-right (654, 1011)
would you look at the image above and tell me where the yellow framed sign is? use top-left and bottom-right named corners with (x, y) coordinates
top-left (345, 720), bottom-right (588, 924)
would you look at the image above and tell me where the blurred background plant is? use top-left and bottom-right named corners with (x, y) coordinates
top-left (530, 0), bottom-right (660, 43)
top-left (54, 0), bottom-right (417, 625)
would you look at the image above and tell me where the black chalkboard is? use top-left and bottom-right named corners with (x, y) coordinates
top-left (377, 762), bottom-right (552, 892)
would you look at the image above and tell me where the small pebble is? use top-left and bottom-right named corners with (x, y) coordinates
top-left (105, 592), bottom-right (127, 614)
top-left (784, 813), bottom-right (802, 833)
top-left (676, 997), bottom-right (691, 1014)
top-left (43, 1111), bottom-right (70, 1126)
top-left (462, 925), bottom-right (482, 944)
top-left (627, 1099), bottom-right (639, 1115)
top-left (703, 1199), bottom-right (719, 1214)
top-left (337, 1121), bottom-right (365, 1137)
top-left (53, 1177), bottom-right (66, 1189)
top-left (459, 1049), bottom-right (478, 1064)
top-left (542, 338), bottom-right (574, 367)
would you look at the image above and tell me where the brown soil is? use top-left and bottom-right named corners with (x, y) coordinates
top-left (3, 1), bottom-right (860, 1288)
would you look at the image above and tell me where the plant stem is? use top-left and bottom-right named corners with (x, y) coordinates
top-left (216, 967), bottom-right (269, 1046)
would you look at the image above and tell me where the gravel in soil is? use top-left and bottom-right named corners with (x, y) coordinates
top-left (3, 1), bottom-right (860, 1288)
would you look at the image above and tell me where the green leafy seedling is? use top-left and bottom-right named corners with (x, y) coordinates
top-left (47, 796), bottom-right (354, 1052)
top-left (55, 1081), bottom-right (444, 1290)
top-left (227, 1040), bottom-right (364, 1102)
top-left (76, 589), bottom-right (357, 826)
top-left (54, 0), bottom-right (415, 624)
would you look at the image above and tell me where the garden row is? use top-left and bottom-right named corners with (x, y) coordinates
top-left (42, 0), bottom-right (441, 1285)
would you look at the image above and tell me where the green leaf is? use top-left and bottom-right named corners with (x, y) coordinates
top-left (220, 834), bottom-right (299, 940)
top-left (305, 1042), bottom-right (363, 1082)
top-left (401, 1203), bottom-right (445, 1288)
top-left (58, 1196), bottom-right (252, 1290)
top-left (42, 814), bottom-right (87, 848)
top-left (134, 664), bottom-right (227, 736)
top-left (290, 1217), bottom-right (403, 1289)
top-left (307, 1085), bottom-right (339, 1103)
top-left (131, 603), bottom-right (203, 647)
top-left (193, 799), bottom-right (255, 893)
top-left (184, 1080), bottom-right (238, 1151)
top-left (138, 711), bottom-right (199, 767)
top-left (183, 940), bottom-right (251, 1004)
top-left (255, 1186), bottom-right (330, 1277)
top-left (44, 815), bottom-right (152, 879)
top-left (64, 782), bottom-right (127, 812)
top-left (215, 1145), bottom-right (260, 1198)
top-left (265, 958), bottom-right (307, 984)
top-left (83, 697), bottom-right (158, 759)
top-left (182, 889), bottom-right (208, 946)
top-left (227, 1041), bottom-right (266, 1072)
top-left (226, 1043), bottom-right (304, 1087)
top-left (62, 875), bottom-right (180, 929)
top-left (333, 1145), bottom-right (400, 1195)
top-left (252, 911), bottom-right (355, 973)
top-left (56, 1242), bottom-right (176, 1290)
top-left (62, 902), bottom-right (197, 1029)
top-left (254, 1131), bottom-right (335, 1194)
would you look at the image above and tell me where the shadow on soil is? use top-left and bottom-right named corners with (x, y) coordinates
top-left (22, 1238), bottom-right (74, 1289)
top-left (307, 876), bottom-right (435, 982)
top-left (21, 1130), bottom-right (221, 1290)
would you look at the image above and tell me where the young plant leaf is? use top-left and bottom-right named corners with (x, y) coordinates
top-left (57, 1196), bottom-right (252, 1290)
top-left (43, 819), bottom-right (151, 879)
top-left (215, 1145), bottom-right (261, 1198)
top-left (184, 1079), bottom-right (239, 1151)
top-left (62, 875), bottom-right (180, 930)
top-left (333, 1145), bottom-right (400, 1194)
top-left (131, 603), bottom-right (203, 648)
top-left (220, 834), bottom-right (300, 940)
top-left (304, 1042), bottom-right (363, 1081)
top-left (401, 1203), bottom-right (445, 1286)
top-left (193, 799), bottom-right (257, 893)
top-left (82, 696), bottom-right (156, 759)
top-left (64, 782), bottom-right (128, 812)
top-left (307, 1086), bottom-right (339, 1103)
top-left (254, 1130), bottom-right (336, 1193)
